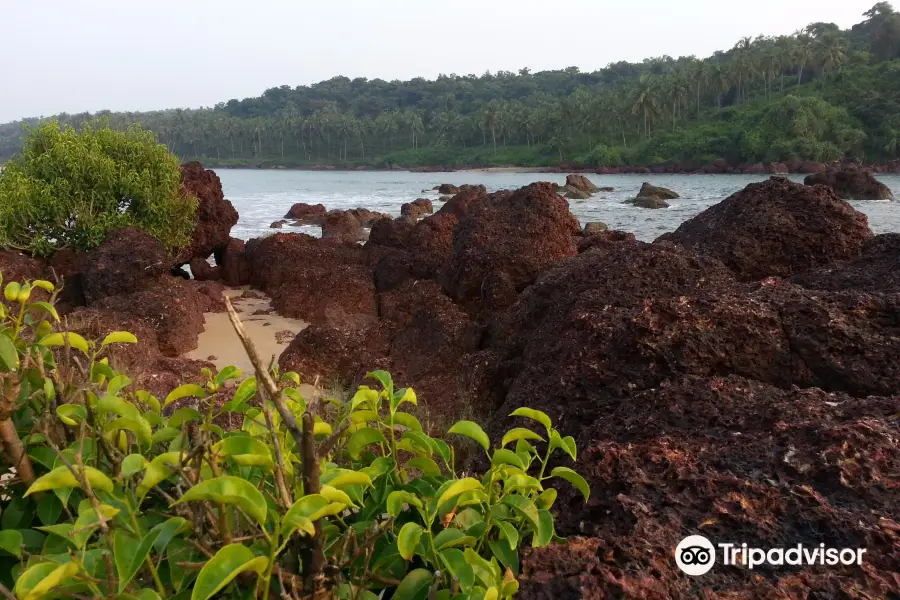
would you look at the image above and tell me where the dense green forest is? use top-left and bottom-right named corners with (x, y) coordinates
top-left (2, 3), bottom-right (900, 168)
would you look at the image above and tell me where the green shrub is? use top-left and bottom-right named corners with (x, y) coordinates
top-left (0, 121), bottom-right (197, 257)
top-left (0, 272), bottom-right (587, 599)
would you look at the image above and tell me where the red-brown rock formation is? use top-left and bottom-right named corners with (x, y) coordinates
top-left (805, 170), bottom-right (896, 200)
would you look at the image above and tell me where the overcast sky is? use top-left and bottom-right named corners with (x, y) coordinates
top-left (0, 0), bottom-right (877, 123)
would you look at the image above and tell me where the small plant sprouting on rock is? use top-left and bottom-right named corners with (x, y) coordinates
top-left (0, 274), bottom-right (588, 599)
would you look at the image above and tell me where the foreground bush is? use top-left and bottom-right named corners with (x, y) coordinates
top-left (0, 121), bottom-right (196, 257)
top-left (0, 272), bottom-right (587, 599)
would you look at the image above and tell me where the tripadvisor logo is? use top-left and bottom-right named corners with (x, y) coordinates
top-left (674, 535), bottom-right (867, 576)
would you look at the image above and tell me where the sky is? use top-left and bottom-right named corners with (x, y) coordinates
top-left (0, 0), bottom-right (878, 123)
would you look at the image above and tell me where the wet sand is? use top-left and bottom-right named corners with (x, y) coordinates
top-left (187, 288), bottom-right (306, 375)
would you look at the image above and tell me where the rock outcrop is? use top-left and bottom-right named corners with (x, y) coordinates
top-left (437, 183), bottom-right (459, 195)
top-left (627, 196), bottom-right (669, 209)
top-left (565, 174), bottom-right (599, 193)
top-left (441, 183), bottom-right (579, 316)
top-left (321, 211), bottom-right (366, 243)
top-left (220, 237), bottom-right (252, 287)
top-left (400, 198), bottom-right (434, 220)
top-left (658, 177), bottom-right (872, 281)
top-left (562, 186), bottom-right (591, 199)
top-left (637, 182), bottom-right (679, 199)
top-left (178, 162), bottom-right (239, 264)
top-left (582, 222), bottom-right (608, 236)
top-left (82, 228), bottom-right (173, 304)
top-left (792, 233), bottom-right (900, 293)
top-left (284, 202), bottom-right (327, 223)
top-left (805, 171), bottom-right (895, 200)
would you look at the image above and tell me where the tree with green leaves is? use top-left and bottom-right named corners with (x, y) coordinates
top-left (0, 121), bottom-right (196, 257)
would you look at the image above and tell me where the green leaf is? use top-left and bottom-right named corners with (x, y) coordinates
top-left (392, 411), bottom-right (422, 431)
top-left (174, 476), bottom-right (267, 526)
top-left (226, 377), bottom-right (257, 409)
top-left (534, 509), bottom-right (555, 547)
top-left (407, 456), bottom-right (441, 477)
top-left (496, 521), bottom-right (519, 550)
top-left (215, 366), bottom-right (243, 386)
top-left (430, 438), bottom-right (452, 465)
top-left (25, 465), bottom-right (113, 496)
top-left (509, 407), bottom-right (552, 433)
top-left (397, 522), bottom-right (423, 560)
top-left (102, 331), bottom-right (138, 345)
top-left (392, 568), bottom-right (433, 600)
top-left (440, 548), bottom-right (475, 593)
top-left (164, 384), bottom-right (207, 408)
top-left (212, 436), bottom-right (273, 469)
top-left (322, 469), bottom-right (373, 489)
top-left (39, 331), bottom-right (90, 353)
top-left (121, 454), bottom-right (148, 477)
top-left (447, 421), bottom-right (490, 452)
top-left (386, 491), bottom-right (423, 517)
top-left (548, 430), bottom-right (577, 461)
top-left (28, 301), bottom-right (59, 321)
top-left (14, 561), bottom-right (81, 600)
top-left (1, 496), bottom-right (31, 529)
top-left (488, 539), bottom-right (520, 574)
top-left (151, 427), bottom-right (181, 444)
top-left (491, 448), bottom-right (525, 470)
top-left (536, 488), bottom-right (558, 510)
top-left (191, 544), bottom-right (268, 600)
top-left (501, 427), bottom-right (545, 448)
top-left (281, 494), bottom-right (344, 538)
top-left (347, 427), bottom-right (387, 460)
top-left (390, 387), bottom-right (417, 413)
top-left (168, 407), bottom-right (203, 428)
top-left (137, 451), bottom-right (186, 500)
top-left (366, 370), bottom-right (394, 394)
top-left (500, 495), bottom-right (541, 531)
top-left (107, 375), bottom-right (133, 396)
top-left (550, 466), bottom-right (590, 502)
top-left (31, 279), bottom-right (55, 293)
top-left (464, 548), bottom-right (500, 589)
top-left (0, 334), bottom-right (19, 371)
top-left (350, 386), bottom-right (379, 412)
top-left (436, 478), bottom-right (483, 511)
top-left (0, 530), bottom-right (23, 557)
top-left (434, 529), bottom-right (477, 551)
top-left (113, 528), bottom-right (163, 591)
top-left (36, 494), bottom-right (63, 526)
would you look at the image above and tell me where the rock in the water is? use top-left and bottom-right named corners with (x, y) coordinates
top-left (437, 183), bottom-right (459, 195)
top-left (321, 211), bottom-right (365, 243)
top-left (82, 227), bottom-right (172, 304)
top-left (658, 177), bottom-right (872, 281)
top-left (269, 220), bottom-right (287, 229)
top-left (284, 202), bottom-right (327, 223)
top-left (565, 174), bottom-right (599, 193)
top-left (178, 162), bottom-right (239, 263)
top-left (563, 185), bottom-right (591, 200)
top-left (582, 222), bottom-right (608, 236)
top-left (596, 186), bottom-right (614, 192)
top-left (346, 208), bottom-right (390, 227)
top-left (804, 171), bottom-right (895, 200)
top-left (628, 195), bottom-right (669, 209)
top-left (442, 182), bottom-right (580, 316)
top-left (637, 181), bottom-right (679, 199)
top-left (400, 198), bottom-right (434, 220)
top-left (793, 233), bottom-right (900, 293)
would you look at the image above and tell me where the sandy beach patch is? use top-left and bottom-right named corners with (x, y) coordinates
top-left (187, 288), bottom-right (306, 375)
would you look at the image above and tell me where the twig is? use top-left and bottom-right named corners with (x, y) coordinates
top-left (0, 582), bottom-right (15, 600)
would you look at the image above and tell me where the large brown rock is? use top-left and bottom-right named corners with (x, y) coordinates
top-left (95, 276), bottom-right (206, 357)
top-left (442, 183), bottom-right (579, 316)
top-left (245, 233), bottom-right (375, 325)
top-left (400, 198), bottom-right (434, 220)
top-left (321, 211), bottom-right (365, 243)
top-left (519, 376), bottom-right (900, 599)
top-left (178, 162), bottom-right (239, 262)
top-left (278, 320), bottom-right (391, 385)
top-left (657, 177), bottom-right (872, 281)
top-left (565, 174), bottom-right (599, 193)
top-left (437, 183), bottom-right (459, 195)
top-left (792, 233), bottom-right (900, 293)
top-left (437, 187), bottom-right (490, 219)
top-left (367, 218), bottom-right (413, 249)
top-left (189, 257), bottom-right (220, 281)
top-left (220, 237), bottom-right (252, 287)
top-left (804, 171), bottom-right (896, 200)
top-left (82, 227), bottom-right (172, 304)
top-left (284, 202), bottom-right (326, 223)
top-left (562, 185), bottom-right (590, 200)
top-left (637, 181), bottom-right (679, 199)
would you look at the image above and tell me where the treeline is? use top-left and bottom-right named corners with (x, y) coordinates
top-left (1, 3), bottom-right (899, 167)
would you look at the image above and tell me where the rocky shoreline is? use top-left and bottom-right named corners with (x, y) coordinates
top-left (2, 164), bottom-right (898, 598)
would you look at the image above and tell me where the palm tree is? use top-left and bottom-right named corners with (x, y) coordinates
top-left (818, 32), bottom-right (847, 76)
top-left (663, 73), bottom-right (689, 131)
top-left (773, 36), bottom-right (796, 91)
top-left (630, 76), bottom-right (660, 139)
top-left (546, 135), bottom-right (567, 162)
top-left (793, 31), bottom-right (816, 85)
top-left (689, 59), bottom-right (709, 118)
top-left (732, 36), bottom-right (756, 102)
top-left (481, 101), bottom-right (504, 152)
top-left (709, 64), bottom-right (731, 108)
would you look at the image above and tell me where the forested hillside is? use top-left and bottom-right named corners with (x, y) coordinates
top-left (2, 3), bottom-right (899, 167)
